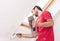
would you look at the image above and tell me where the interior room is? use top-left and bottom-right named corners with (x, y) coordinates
top-left (0, 0), bottom-right (60, 41)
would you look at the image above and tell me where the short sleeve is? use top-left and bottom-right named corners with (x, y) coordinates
top-left (43, 11), bottom-right (52, 20)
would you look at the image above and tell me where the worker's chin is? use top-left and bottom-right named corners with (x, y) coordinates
top-left (35, 14), bottom-right (38, 17)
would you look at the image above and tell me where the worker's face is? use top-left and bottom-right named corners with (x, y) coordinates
top-left (32, 9), bottom-right (38, 17)
top-left (34, 7), bottom-right (42, 16)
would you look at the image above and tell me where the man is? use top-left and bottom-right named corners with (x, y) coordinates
top-left (16, 6), bottom-right (54, 41)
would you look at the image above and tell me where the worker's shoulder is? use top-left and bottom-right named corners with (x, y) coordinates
top-left (43, 10), bottom-right (51, 14)
top-left (42, 10), bottom-right (51, 15)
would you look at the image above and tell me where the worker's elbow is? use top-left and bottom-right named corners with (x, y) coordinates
top-left (50, 22), bottom-right (54, 26)
top-left (52, 22), bottom-right (54, 25)
top-left (50, 21), bottom-right (54, 26)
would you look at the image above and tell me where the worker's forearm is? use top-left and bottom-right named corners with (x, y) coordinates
top-left (22, 34), bottom-right (37, 38)
top-left (43, 0), bottom-right (54, 10)
top-left (37, 21), bottom-right (54, 27)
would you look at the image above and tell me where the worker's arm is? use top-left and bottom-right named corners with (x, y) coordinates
top-left (22, 33), bottom-right (37, 38)
top-left (20, 22), bottom-right (31, 29)
top-left (43, 0), bottom-right (54, 10)
top-left (16, 32), bottom-right (37, 38)
top-left (36, 19), bottom-right (54, 27)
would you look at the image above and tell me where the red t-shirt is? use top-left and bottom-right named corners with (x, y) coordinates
top-left (36, 11), bottom-right (54, 41)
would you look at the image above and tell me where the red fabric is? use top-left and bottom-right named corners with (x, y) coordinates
top-left (36, 11), bottom-right (54, 41)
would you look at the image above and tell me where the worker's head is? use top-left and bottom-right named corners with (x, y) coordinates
top-left (32, 6), bottom-right (43, 17)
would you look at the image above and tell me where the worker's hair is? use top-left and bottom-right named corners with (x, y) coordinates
top-left (33, 6), bottom-right (43, 11)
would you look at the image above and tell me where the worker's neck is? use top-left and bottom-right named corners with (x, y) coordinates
top-left (38, 10), bottom-right (42, 16)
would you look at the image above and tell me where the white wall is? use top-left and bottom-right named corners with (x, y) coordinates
top-left (48, 0), bottom-right (60, 41)
top-left (0, 0), bottom-right (38, 41)
top-left (53, 10), bottom-right (60, 41)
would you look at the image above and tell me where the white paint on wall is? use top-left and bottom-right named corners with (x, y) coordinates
top-left (53, 10), bottom-right (60, 41)
top-left (0, 0), bottom-right (38, 41)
